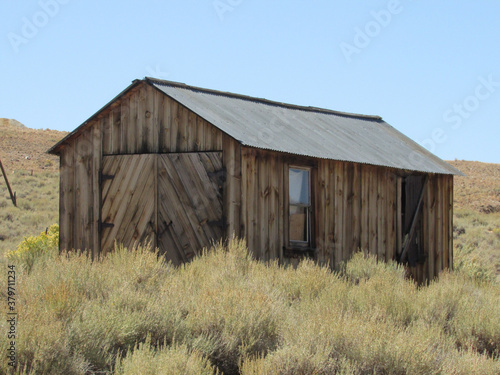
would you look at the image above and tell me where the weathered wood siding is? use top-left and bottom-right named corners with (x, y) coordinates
top-left (59, 125), bottom-right (101, 256)
top-left (58, 81), bottom-right (240, 256)
top-left (415, 173), bottom-right (454, 283)
top-left (240, 147), bottom-right (453, 281)
top-left (240, 148), bottom-right (286, 261)
top-left (58, 80), bottom-right (452, 282)
top-left (101, 83), bottom-right (224, 155)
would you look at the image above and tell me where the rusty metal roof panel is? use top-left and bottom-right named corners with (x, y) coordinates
top-left (149, 79), bottom-right (461, 175)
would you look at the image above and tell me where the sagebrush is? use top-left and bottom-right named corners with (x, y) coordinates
top-left (1, 238), bottom-right (499, 374)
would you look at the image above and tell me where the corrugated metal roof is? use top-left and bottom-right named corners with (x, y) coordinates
top-left (148, 78), bottom-right (462, 175)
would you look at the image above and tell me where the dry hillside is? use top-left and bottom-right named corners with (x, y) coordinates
top-left (0, 118), bottom-right (67, 173)
top-left (448, 160), bottom-right (500, 213)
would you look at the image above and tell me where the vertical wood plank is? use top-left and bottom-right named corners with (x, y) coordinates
top-left (283, 159), bottom-right (289, 263)
top-left (120, 94), bottom-right (130, 154)
top-left (259, 154), bottom-right (269, 261)
top-left (223, 136), bottom-right (241, 239)
top-left (428, 176), bottom-right (436, 279)
top-left (442, 175), bottom-right (450, 270)
top-left (233, 141), bottom-right (242, 240)
top-left (146, 85), bottom-right (158, 153)
top-left (160, 95), bottom-right (170, 152)
top-left (316, 161), bottom-right (326, 263)
top-left (360, 165), bottom-right (369, 253)
top-left (129, 89), bottom-right (139, 154)
top-left (377, 169), bottom-right (386, 261)
top-left (101, 112), bottom-right (111, 155)
top-left (92, 122), bottom-right (101, 259)
top-left (187, 111), bottom-right (197, 151)
top-left (327, 161), bottom-right (335, 267)
top-left (449, 176), bottom-right (454, 270)
top-left (436, 176), bottom-right (443, 275)
top-left (138, 86), bottom-right (148, 153)
top-left (170, 101), bottom-right (179, 152)
top-left (386, 172), bottom-right (396, 262)
top-left (215, 129), bottom-right (223, 150)
top-left (59, 143), bottom-right (74, 252)
top-left (204, 121), bottom-right (212, 151)
top-left (176, 104), bottom-right (188, 152)
top-left (343, 163), bottom-right (353, 263)
top-left (153, 154), bottom-right (158, 251)
top-left (368, 166), bottom-right (378, 256)
top-left (352, 163), bottom-right (361, 253)
top-left (396, 176), bottom-right (402, 260)
top-left (278, 155), bottom-right (285, 261)
top-left (269, 155), bottom-right (278, 260)
top-left (240, 148), bottom-right (248, 241)
top-left (333, 161), bottom-right (344, 268)
top-left (111, 105), bottom-right (121, 155)
top-left (195, 117), bottom-right (205, 151)
top-left (247, 150), bottom-right (257, 258)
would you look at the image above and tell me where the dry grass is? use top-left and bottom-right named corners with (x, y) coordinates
top-left (0, 118), bottom-right (66, 173)
top-left (447, 160), bottom-right (500, 281)
top-left (0, 170), bottom-right (59, 257)
top-left (1, 239), bottom-right (499, 374)
top-left (448, 160), bottom-right (500, 213)
top-left (0, 119), bottom-right (65, 256)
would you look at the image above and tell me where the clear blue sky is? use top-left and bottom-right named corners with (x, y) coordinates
top-left (1, 1), bottom-right (499, 163)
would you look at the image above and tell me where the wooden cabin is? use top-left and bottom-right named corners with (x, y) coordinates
top-left (48, 78), bottom-right (462, 282)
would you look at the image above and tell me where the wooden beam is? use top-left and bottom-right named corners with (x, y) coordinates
top-left (399, 176), bottom-right (428, 263)
top-left (0, 159), bottom-right (16, 206)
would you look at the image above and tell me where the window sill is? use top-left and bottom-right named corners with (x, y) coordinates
top-left (283, 246), bottom-right (317, 259)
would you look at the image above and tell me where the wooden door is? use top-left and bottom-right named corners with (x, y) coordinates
top-left (157, 152), bottom-right (224, 264)
top-left (100, 154), bottom-right (156, 255)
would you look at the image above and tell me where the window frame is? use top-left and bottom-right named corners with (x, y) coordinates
top-left (288, 165), bottom-right (313, 248)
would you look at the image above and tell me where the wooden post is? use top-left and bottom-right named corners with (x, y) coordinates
top-left (0, 159), bottom-right (16, 206)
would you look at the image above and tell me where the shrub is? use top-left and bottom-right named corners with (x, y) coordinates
top-left (454, 242), bottom-right (494, 282)
top-left (1, 238), bottom-right (499, 374)
top-left (5, 224), bottom-right (59, 272)
top-left (168, 239), bottom-right (284, 374)
top-left (116, 339), bottom-right (216, 375)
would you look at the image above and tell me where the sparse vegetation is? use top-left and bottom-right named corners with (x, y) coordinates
top-left (453, 209), bottom-right (500, 282)
top-left (0, 118), bottom-right (65, 257)
top-left (1, 240), bottom-right (499, 374)
top-left (0, 170), bottom-right (59, 257)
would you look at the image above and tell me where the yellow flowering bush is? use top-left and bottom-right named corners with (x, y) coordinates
top-left (6, 224), bottom-right (59, 271)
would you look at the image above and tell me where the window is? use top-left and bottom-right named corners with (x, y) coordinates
top-left (289, 167), bottom-right (311, 246)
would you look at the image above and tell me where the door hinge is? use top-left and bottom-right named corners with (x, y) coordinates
top-left (99, 172), bottom-right (115, 185)
top-left (208, 217), bottom-right (226, 229)
top-left (98, 219), bottom-right (114, 232)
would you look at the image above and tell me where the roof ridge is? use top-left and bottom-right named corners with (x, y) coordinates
top-left (145, 77), bottom-right (383, 121)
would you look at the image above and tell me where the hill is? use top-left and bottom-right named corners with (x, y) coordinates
top-left (0, 118), bottom-right (66, 173)
top-left (448, 160), bottom-right (500, 213)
